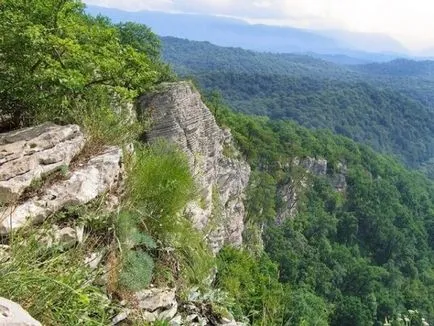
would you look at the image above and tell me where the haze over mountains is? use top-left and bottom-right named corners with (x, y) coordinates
top-left (86, 5), bottom-right (429, 63)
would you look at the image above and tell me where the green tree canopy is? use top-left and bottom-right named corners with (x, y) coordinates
top-left (0, 0), bottom-right (168, 127)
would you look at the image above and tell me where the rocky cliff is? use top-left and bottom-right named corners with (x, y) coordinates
top-left (138, 81), bottom-right (250, 252)
top-left (0, 81), bottom-right (251, 325)
top-left (277, 157), bottom-right (347, 223)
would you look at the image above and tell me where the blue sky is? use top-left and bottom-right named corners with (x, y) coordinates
top-left (84, 0), bottom-right (434, 51)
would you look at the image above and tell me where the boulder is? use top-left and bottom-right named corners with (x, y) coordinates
top-left (0, 147), bottom-right (122, 234)
top-left (0, 297), bottom-right (41, 326)
top-left (135, 288), bottom-right (177, 312)
top-left (0, 123), bottom-right (85, 203)
top-left (111, 309), bottom-right (131, 325)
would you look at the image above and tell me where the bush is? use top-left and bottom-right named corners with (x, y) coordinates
top-left (123, 141), bottom-right (214, 290)
top-left (116, 211), bottom-right (157, 291)
top-left (216, 247), bottom-right (285, 325)
top-left (0, 0), bottom-right (166, 130)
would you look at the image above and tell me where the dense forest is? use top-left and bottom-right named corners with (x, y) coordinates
top-left (1, 1), bottom-right (434, 325)
top-left (210, 101), bottom-right (434, 326)
top-left (162, 37), bottom-right (434, 172)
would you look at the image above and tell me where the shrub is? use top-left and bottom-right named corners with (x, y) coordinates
top-left (215, 246), bottom-right (285, 325)
top-left (0, 0), bottom-right (165, 128)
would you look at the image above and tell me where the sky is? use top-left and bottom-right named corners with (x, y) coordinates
top-left (84, 0), bottom-right (434, 51)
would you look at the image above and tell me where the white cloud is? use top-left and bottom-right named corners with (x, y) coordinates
top-left (84, 0), bottom-right (434, 50)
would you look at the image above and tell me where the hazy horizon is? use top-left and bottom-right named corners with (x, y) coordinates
top-left (84, 0), bottom-right (434, 52)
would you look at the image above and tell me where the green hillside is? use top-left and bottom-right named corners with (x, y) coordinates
top-left (162, 37), bottom-right (434, 169)
top-left (211, 102), bottom-right (434, 325)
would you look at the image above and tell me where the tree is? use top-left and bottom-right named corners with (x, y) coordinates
top-left (0, 0), bottom-right (163, 127)
top-left (116, 21), bottom-right (161, 60)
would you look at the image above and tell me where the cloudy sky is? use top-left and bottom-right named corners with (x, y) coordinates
top-left (84, 0), bottom-right (434, 51)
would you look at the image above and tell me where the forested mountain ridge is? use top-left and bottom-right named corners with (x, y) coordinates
top-left (161, 37), bottom-right (434, 171)
top-left (210, 104), bottom-right (434, 325)
top-left (1, 1), bottom-right (434, 325)
top-left (161, 36), bottom-right (355, 79)
top-left (351, 59), bottom-right (434, 109)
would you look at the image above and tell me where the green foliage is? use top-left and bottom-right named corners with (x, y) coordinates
top-left (116, 210), bottom-right (156, 291)
top-left (216, 247), bottom-right (285, 325)
top-left (0, 229), bottom-right (116, 325)
top-left (246, 171), bottom-right (277, 224)
top-left (127, 140), bottom-right (195, 236)
top-left (118, 249), bottom-right (154, 292)
top-left (117, 22), bottom-right (161, 61)
top-left (125, 141), bottom-right (213, 289)
top-left (162, 37), bottom-right (434, 169)
top-left (0, 0), bottom-right (167, 130)
top-left (283, 288), bottom-right (331, 326)
top-left (215, 106), bottom-right (434, 325)
top-left (168, 219), bottom-right (215, 288)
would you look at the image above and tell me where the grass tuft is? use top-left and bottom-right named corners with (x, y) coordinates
top-left (0, 228), bottom-right (118, 325)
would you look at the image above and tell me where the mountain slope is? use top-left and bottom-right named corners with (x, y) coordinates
top-left (351, 59), bottom-right (434, 108)
top-left (213, 105), bottom-right (434, 325)
top-left (162, 37), bottom-right (434, 169)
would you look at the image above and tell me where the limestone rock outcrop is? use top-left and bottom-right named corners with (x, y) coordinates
top-left (137, 82), bottom-right (250, 252)
top-left (112, 287), bottom-right (246, 326)
top-left (0, 123), bottom-right (85, 203)
top-left (135, 288), bottom-right (178, 322)
top-left (0, 297), bottom-right (41, 326)
top-left (0, 123), bottom-right (123, 234)
top-left (277, 157), bottom-right (347, 223)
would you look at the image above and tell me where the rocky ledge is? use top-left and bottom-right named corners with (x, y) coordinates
top-left (0, 124), bottom-right (123, 235)
top-left (0, 297), bottom-right (41, 326)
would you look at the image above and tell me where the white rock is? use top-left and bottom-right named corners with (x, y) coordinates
top-left (84, 252), bottom-right (104, 270)
top-left (0, 297), bottom-right (41, 326)
top-left (75, 224), bottom-right (84, 243)
top-left (169, 315), bottom-right (182, 326)
top-left (157, 302), bottom-right (178, 320)
top-left (57, 227), bottom-right (77, 248)
top-left (111, 309), bottom-right (130, 325)
top-left (0, 123), bottom-right (85, 203)
top-left (0, 245), bottom-right (10, 263)
top-left (135, 288), bottom-right (177, 312)
top-left (0, 147), bottom-right (122, 234)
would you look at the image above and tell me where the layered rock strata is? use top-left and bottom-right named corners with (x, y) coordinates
top-left (138, 82), bottom-right (250, 252)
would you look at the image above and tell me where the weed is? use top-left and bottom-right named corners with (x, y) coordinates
top-left (126, 140), bottom-right (195, 236)
top-left (0, 228), bottom-right (119, 325)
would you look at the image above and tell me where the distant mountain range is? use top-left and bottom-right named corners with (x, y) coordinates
top-left (85, 5), bottom-right (417, 63)
top-left (160, 36), bottom-right (434, 169)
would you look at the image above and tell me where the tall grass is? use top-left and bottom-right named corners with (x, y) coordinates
top-left (0, 229), bottom-right (118, 325)
top-left (126, 140), bottom-right (195, 236)
top-left (122, 141), bottom-right (215, 290)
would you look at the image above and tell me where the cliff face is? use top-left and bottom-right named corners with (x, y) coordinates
top-left (277, 157), bottom-right (347, 223)
top-left (137, 81), bottom-right (250, 252)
